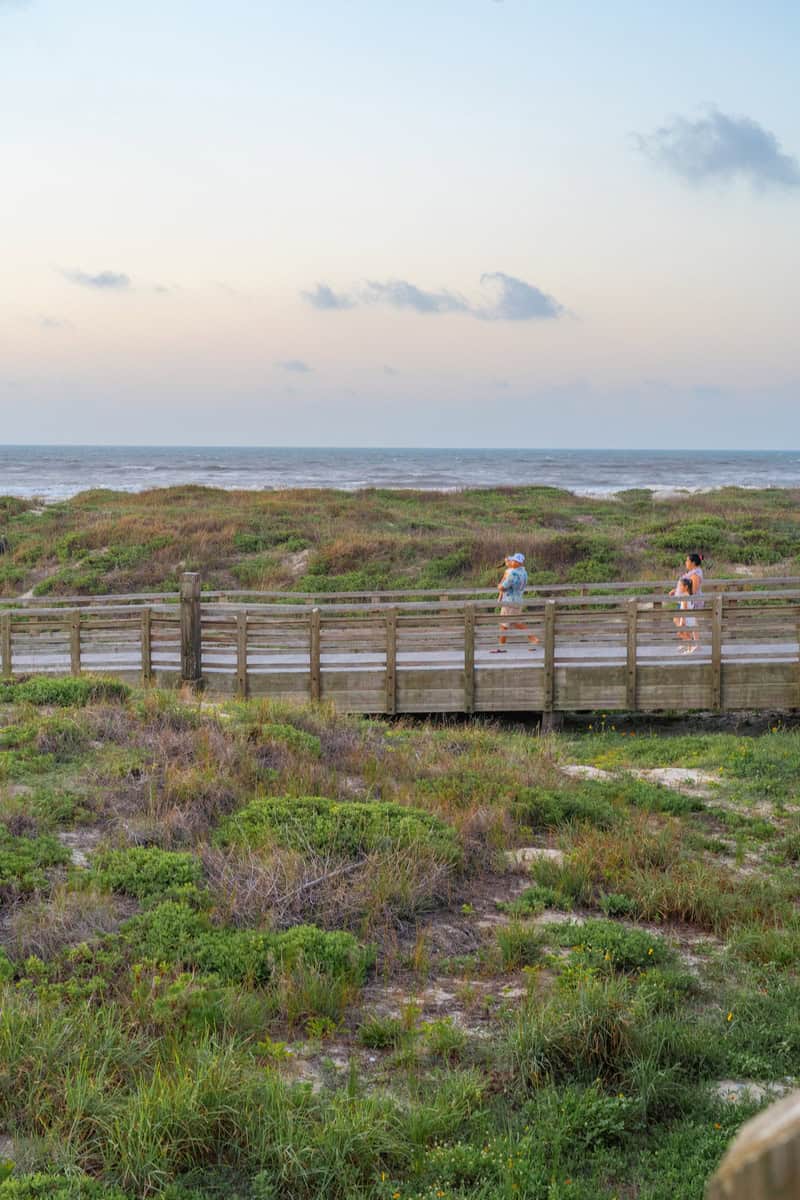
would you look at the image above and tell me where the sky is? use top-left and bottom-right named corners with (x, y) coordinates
top-left (1, 0), bottom-right (799, 449)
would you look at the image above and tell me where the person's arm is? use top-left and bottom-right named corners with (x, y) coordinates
top-left (498, 568), bottom-right (510, 599)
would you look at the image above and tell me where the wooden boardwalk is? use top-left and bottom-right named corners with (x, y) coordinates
top-left (3, 574), bottom-right (800, 716)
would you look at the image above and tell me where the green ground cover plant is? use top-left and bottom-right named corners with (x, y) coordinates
top-left (215, 795), bottom-right (463, 866)
top-left (0, 682), bottom-right (799, 1198)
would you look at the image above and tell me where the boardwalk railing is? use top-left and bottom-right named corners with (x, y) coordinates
top-left (2, 573), bottom-right (800, 716)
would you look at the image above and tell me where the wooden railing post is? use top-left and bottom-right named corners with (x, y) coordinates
top-left (180, 572), bottom-right (202, 685)
top-left (464, 604), bottom-right (475, 714)
top-left (1, 611), bottom-right (11, 679)
top-left (385, 607), bottom-right (397, 714)
top-left (707, 1089), bottom-right (800, 1199)
top-left (236, 610), bottom-right (248, 698)
top-left (69, 610), bottom-right (81, 676)
top-left (309, 607), bottom-right (321, 702)
top-left (626, 598), bottom-right (637, 710)
top-left (711, 593), bottom-right (723, 711)
top-left (542, 600), bottom-right (556, 729)
top-left (141, 607), bottom-right (152, 685)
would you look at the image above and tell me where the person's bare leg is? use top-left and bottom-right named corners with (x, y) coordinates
top-left (491, 622), bottom-right (509, 652)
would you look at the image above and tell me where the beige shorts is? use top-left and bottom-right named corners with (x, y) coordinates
top-left (500, 604), bottom-right (523, 617)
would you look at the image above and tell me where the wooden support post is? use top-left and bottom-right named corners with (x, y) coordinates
top-left (140, 607), bottom-right (152, 684)
top-left (180, 572), bottom-right (202, 685)
top-left (464, 604), bottom-right (475, 714)
top-left (626, 599), bottom-right (637, 711)
top-left (1, 611), bottom-right (11, 679)
top-left (309, 607), bottom-right (321, 702)
top-left (711, 593), bottom-right (723, 711)
top-left (385, 606), bottom-right (397, 714)
top-left (69, 610), bottom-right (81, 676)
top-left (707, 1088), bottom-right (800, 1200)
top-left (236, 611), bottom-right (248, 698)
top-left (542, 600), bottom-right (556, 722)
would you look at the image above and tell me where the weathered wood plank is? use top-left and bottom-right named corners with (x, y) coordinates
top-left (236, 611), bottom-right (248, 698)
top-left (626, 599), bottom-right (637, 710)
top-left (141, 608), bottom-right (152, 684)
top-left (180, 573), bottom-right (202, 684)
top-left (464, 604), bottom-right (475, 714)
top-left (69, 611), bottom-right (81, 677)
top-left (543, 601), bottom-right (556, 712)
top-left (1, 611), bottom-right (11, 679)
top-left (712, 594), bottom-right (723, 711)
top-left (385, 607), bottom-right (397, 715)
top-left (309, 608), bottom-right (321, 702)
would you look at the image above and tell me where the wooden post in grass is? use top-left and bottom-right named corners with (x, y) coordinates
top-left (385, 606), bottom-right (397, 714)
top-left (706, 1089), bottom-right (800, 1200)
top-left (711, 593), bottom-right (723, 711)
top-left (69, 609), bottom-right (81, 676)
top-left (1, 611), bottom-right (11, 679)
top-left (626, 598), bottom-right (638, 710)
top-left (180, 572), bottom-right (202, 685)
top-left (541, 600), bottom-right (558, 731)
top-left (464, 604), bottom-right (475, 714)
top-left (140, 607), bottom-right (152, 685)
top-left (236, 610), bottom-right (248, 698)
top-left (309, 607), bottom-right (321, 702)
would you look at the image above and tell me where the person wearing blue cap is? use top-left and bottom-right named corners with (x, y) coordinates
top-left (491, 553), bottom-right (538, 653)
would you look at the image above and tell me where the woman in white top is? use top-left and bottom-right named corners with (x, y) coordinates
top-left (683, 553), bottom-right (704, 609)
top-left (670, 553), bottom-right (704, 653)
top-left (670, 553), bottom-right (704, 606)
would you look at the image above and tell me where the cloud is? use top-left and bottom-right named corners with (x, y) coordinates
top-left (62, 268), bottom-right (131, 290)
top-left (383, 365), bottom-right (400, 376)
top-left (634, 107), bottom-right (800, 189)
top-left (478, 272), bottom-right (563, 320)
top-left (274, 359), bottom-right (313, 373)
top-left (302, 283), bottom-right (355, 310)
top-left (363, 279), bottom-right (469, 314)
top-left (302, 273), bottom-right (564, 321)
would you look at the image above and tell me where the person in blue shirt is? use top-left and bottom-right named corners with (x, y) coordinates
top-left (491, 552), bottom-right (539, 653)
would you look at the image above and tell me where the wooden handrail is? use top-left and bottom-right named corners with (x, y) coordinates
top-left (6, 575), bottom-right (800, 608)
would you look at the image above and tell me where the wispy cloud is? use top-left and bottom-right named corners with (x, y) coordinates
top-left (61, 268), bottom-right (131, 290)
top-left (363, 279), bottom-right (469, 314)
top-left (302, 273), bottom-right (564, 321)
top-left (302, 283), bottom-right (355, 311)
top-left (275, 359), bottom-right (313, 373)
top-left (634, 107), bottom-right (800, 190)
top-left (383, 365), bottom-right (400, 376)
top-left (478, 272), bottom-right (563, 320)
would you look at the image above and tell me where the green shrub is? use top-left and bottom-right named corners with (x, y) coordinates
top-left (503, 883), bottom-right (573, 915)
top-left (0, 676), bottom-right (129, 707)
top-left (0, 825), bottom-right (70, 897)
top-left (599, 892), bottom-right (636, 917)
top-left (91, 847), bottom-right (204, 902)
top-left (259, 722), bottom-right (321, 757)
top-left (513, 785), bottom-right (618, 830)
top-left (652, 518), bottom-right (726, 553)
top-left (216, 795), bottom-right (462, 866)
top-left (546, 919), bottom-right (673, 972)
top-left (123, 902), bottom-right (372, 987)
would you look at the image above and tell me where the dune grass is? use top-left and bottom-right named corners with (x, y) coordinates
top-left (1, 482), bottom-right (799, 597)
top-left (0, 683), bottom-right (798, 1198)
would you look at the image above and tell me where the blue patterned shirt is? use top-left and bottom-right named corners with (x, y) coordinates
top-left (500, 566), bottom-right (528, 605)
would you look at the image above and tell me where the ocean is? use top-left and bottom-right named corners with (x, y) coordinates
top-left (1, 446), bottom-right (800, 502)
